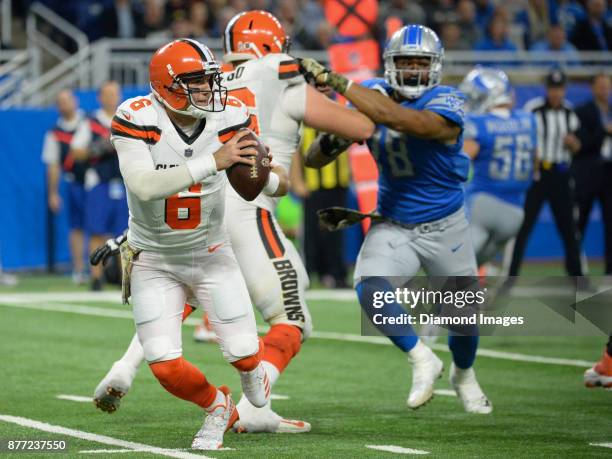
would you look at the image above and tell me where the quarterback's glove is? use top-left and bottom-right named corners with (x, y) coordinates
top-left (298, 58), bottom-right (352, 94)
top-left (317, 207), bottom-right (384, 231)
top-left (90, 231), bottom-right (127, 266)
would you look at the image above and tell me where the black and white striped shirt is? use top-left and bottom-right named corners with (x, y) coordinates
top-left (524, 97), bottom-right (580, 164)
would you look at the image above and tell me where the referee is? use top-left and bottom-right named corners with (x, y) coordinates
top-left (508, 68), bottom-right (585, 280)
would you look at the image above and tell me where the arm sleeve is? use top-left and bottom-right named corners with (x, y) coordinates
top-left (70, 121), bottom-right (92, 149)
top-left (42, 132), bottom-right (60, 164)
top-left (113, 137), bottom-right (217, 202)
top-left (279, 82), bottom-right (306, 121)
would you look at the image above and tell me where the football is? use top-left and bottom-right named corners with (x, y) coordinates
top-left (226, 128), bottom-right (270, 201)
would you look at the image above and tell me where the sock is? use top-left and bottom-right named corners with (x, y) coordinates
top-left (118, 334), bottom-right (145, 369)
top-left (262, 360), bottom-right (280, 387)
top-left (149, 357), bottom-right (218, 409)
top-left (356, 278), bottom-right (418, 352)
top-left (607, 335), bottom-right (612, 357)
top-left (182, 303), bottom-right (196, 321)
top-left (262, 324), bottom-right (302, 374)
top-left (205, 388), bottom-right (226, 412)
top-left (448, 334), bottom-right (479, 369)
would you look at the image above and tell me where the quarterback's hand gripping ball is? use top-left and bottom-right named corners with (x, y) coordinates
top-left (226, 128), bottom-right (271, 201)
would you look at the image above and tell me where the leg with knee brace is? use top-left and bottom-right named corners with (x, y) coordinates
top-left (149, 357), bottom-right (218, 409)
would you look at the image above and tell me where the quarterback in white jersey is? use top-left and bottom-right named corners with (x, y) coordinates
top-left (93, 11), bottom-right (374, 435)
top-left (109, 38), bottom-right (289, 451)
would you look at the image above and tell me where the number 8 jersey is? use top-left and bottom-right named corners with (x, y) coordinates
top-left (361, 78), bottom-right (470, 225)
top-left (110, 94), bottom-right (254, 251)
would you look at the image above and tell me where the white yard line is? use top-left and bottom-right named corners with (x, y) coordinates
top-left (0, 299), bottom-right (595, 368)
top-left (58, 393), bottom-right (289, 403)
top-left (365, 444), bottom-right (430, 455)
top-left (590, 442), bottom-right (612, 449)
top-left (56, 395), bottom-right (92, 403)
top-left (0, 415), bottom-right (213, 459)
top-left (433, 389), bottom-right (457, 397)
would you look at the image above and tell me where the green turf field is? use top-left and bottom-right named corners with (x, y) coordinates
top-left (0, 272), bottom-right (610, 458)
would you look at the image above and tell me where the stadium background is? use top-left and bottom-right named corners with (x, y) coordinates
top-left (0, 2), bottom-right (611, 457)
top-left (0, 0), bottom-right (609, 272)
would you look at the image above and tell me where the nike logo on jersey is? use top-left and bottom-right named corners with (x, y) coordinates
top-left (451, 243), bottom-right (463, 253)
top-left (208, 243), bottom-right (223, 253)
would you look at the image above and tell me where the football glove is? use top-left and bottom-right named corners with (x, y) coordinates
top-left (317, 207), bottom-right (384, 231)
top-left (90, 231), bottom-right (127, 266)
top-left (298, 58), bottom-right (352, 94)
top-left (120, 242), bottom-right (141, 305)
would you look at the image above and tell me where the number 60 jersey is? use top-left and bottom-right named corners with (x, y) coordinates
top-left (110, 94), bottom-right (254, 251)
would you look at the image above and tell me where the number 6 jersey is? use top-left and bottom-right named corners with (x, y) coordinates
top-left (110, 94), bottom-right (254, 251)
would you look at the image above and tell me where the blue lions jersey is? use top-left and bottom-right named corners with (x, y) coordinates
top-left (361, 79), bottom-right (470, 224)
top-left (466, 109), bottom-right (537, 207)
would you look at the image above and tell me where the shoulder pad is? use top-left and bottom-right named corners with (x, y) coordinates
top-left (111, 94), bottom-right (161, 145)
top-left (217, 97), bottom-right (256, 144)
top-left (259, 53), bottom-right (303, 83)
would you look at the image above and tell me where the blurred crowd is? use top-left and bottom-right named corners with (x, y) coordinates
top-left (13, 0), bottom-right (612, 52)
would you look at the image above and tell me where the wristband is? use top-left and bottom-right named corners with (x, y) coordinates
top-left (263, 171), bottom-right (280, 196)
top-left (186, 154), bottom-right (217, 183)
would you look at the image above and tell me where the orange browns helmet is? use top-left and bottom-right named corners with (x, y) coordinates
top-left (223, 10), bottom-right (290, 62)
top-left (149, 38), bottom-right (228, 118)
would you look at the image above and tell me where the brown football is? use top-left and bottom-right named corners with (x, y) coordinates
top-left (226, 128), bottom-right (270, 201)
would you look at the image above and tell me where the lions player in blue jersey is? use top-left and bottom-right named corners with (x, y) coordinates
top-left (460, 67), bottom-right (537, 266)
top-left (301, 25), bottom-right (491, 413)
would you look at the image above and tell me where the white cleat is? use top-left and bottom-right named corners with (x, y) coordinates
top-left (450, 363), bottom-right (492, 414)
top-left (239, 363), bottom-right (270, 408)
top-left (406, 341), bottom-right (444, 409)
top-left (192, 386), bottom-right (238, 450)
top-left (233, 395), bottom-right (311, 434)
top-left (93, 361), bottom-right (136, 413)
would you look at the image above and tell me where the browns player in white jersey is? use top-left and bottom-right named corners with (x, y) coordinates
top-left (92, 11), bottom-right (374, 434)
top-left (107, 38), bottom-right (290, 450)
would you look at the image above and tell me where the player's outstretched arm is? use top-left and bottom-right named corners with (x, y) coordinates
top-left (345, 83), bottom-right (460, 142)
top-left (299, 58), bottom-right (459, 142)
top-left (303, 85), bottom-right (375, 141)
top-left (304, 133), bottom-right (353, 169)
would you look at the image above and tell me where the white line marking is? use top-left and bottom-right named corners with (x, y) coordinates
top-left (366, 444), bottom-right (430, 455)
top-left (270, 394), bottom-right (290, 400)
top-left (0, 301), bottom-right (594, 368)
top-left (0, 415), bottom-right (213, 459)
top-left (590, 442), bottom-right (612, 449)
top-left (433, 389), bottom-right (457, 397)
top-left (57, 395), bottom-right (92, 403)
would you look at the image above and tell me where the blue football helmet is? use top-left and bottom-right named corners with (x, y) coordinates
top-left (383, 25), bottom-right (444, 100)
top-left (459, 66), bottom-right (514, 114)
